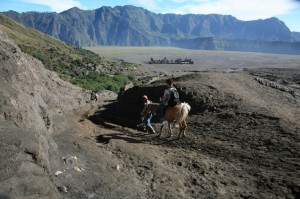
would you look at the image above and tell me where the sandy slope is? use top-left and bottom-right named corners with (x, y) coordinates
top-left (86, 72), bottom-right (300, 199)
top-left (1, 28), bottom-right (299, 198)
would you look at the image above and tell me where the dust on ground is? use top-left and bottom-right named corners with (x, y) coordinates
top-left (1, 28), bottom-right (299, 198)
top-left (59, 71), bottom-right (300, 199)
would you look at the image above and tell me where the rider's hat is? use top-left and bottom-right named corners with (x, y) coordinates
top-left (142, 95), bottom-right (148, 100)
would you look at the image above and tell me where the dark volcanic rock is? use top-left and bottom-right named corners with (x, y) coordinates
top-left (93, 72), bottom-right (300, 199)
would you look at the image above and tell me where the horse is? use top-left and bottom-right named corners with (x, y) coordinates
top-left (141, 102), bottom-right (191, 139)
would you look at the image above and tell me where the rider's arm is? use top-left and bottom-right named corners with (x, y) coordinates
top-left (159, 97), bottom-right (166, 103)
top-left (160, 90), bottom-right (169, 103)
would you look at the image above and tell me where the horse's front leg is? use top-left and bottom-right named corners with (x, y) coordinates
top-left (177, 123), bottom-right (182, 139)
top-left (178, 120), bottom-right (187, 139)
top-left (167, 122), bottom-right (173, 138)
top-left (182, 119), bottom-right (188, 138)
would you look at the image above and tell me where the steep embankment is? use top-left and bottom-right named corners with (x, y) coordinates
top-left (0, 29), bottom-right (153, 199)
top-left (0, 29), bottom-right (92, 197)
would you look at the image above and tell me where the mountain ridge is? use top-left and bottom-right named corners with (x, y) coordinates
top-left (2, 5), bottom-right (300, 54)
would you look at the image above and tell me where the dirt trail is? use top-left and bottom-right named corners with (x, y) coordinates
top-left (55, 72), bottom-right (299, 199)
top-left (56, 107), bottom-right (251, 199)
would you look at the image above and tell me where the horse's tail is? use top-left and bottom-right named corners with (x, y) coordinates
top-left (176, 102), bottom-right (191, 125)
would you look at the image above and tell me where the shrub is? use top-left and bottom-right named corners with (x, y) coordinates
top-left (71, 71), bottom-right (132, 92)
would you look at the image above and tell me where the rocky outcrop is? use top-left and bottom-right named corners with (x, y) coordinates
top-left (0, 30), bottom-right (91, 197)
top-left (254, 77), bottom-right (299, 97)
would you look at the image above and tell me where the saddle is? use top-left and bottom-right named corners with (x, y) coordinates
top-left (163, 103), bottom-right (180, 116)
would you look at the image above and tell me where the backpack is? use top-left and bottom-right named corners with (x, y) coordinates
top-left (168, 88), bottom-right (180, 107)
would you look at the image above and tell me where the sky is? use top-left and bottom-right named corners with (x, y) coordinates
top-left (0, 0), bottom-right (300, 32)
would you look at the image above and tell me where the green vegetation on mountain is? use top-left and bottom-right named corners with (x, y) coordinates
top-left (0, 14), bottom-right (136, 92)
top-left (71, 71), bottom-right (134, 92)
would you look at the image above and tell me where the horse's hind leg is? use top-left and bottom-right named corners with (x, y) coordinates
top-left (167, 122), bottom-right (173, 138)
top-left (158, 124), bottom-right (163, 138)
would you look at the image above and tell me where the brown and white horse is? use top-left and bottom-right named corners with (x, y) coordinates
top-left (141, 102), bottom-right (191, 139)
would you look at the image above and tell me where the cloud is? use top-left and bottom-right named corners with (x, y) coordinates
top-left (21, 0), bottom-right (83, 12)
top-left (128, 0), bottom-right (159, 8)
top-left (171, 0), bottom-right (187, 3)
top-left (171, 0), bottom-right (300, 20)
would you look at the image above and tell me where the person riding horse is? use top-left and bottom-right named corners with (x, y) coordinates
top-left (156, 78), bottom-right (180, 119)
top-left (140, 79), bottom-right (190, 139)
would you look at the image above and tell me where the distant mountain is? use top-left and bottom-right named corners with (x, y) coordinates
top-left (171, 37), bottom-right (300, 55)
top-left (292, 32), bottom-right (300, 41)
top-left (2, 5), bottom-right (300, 54)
